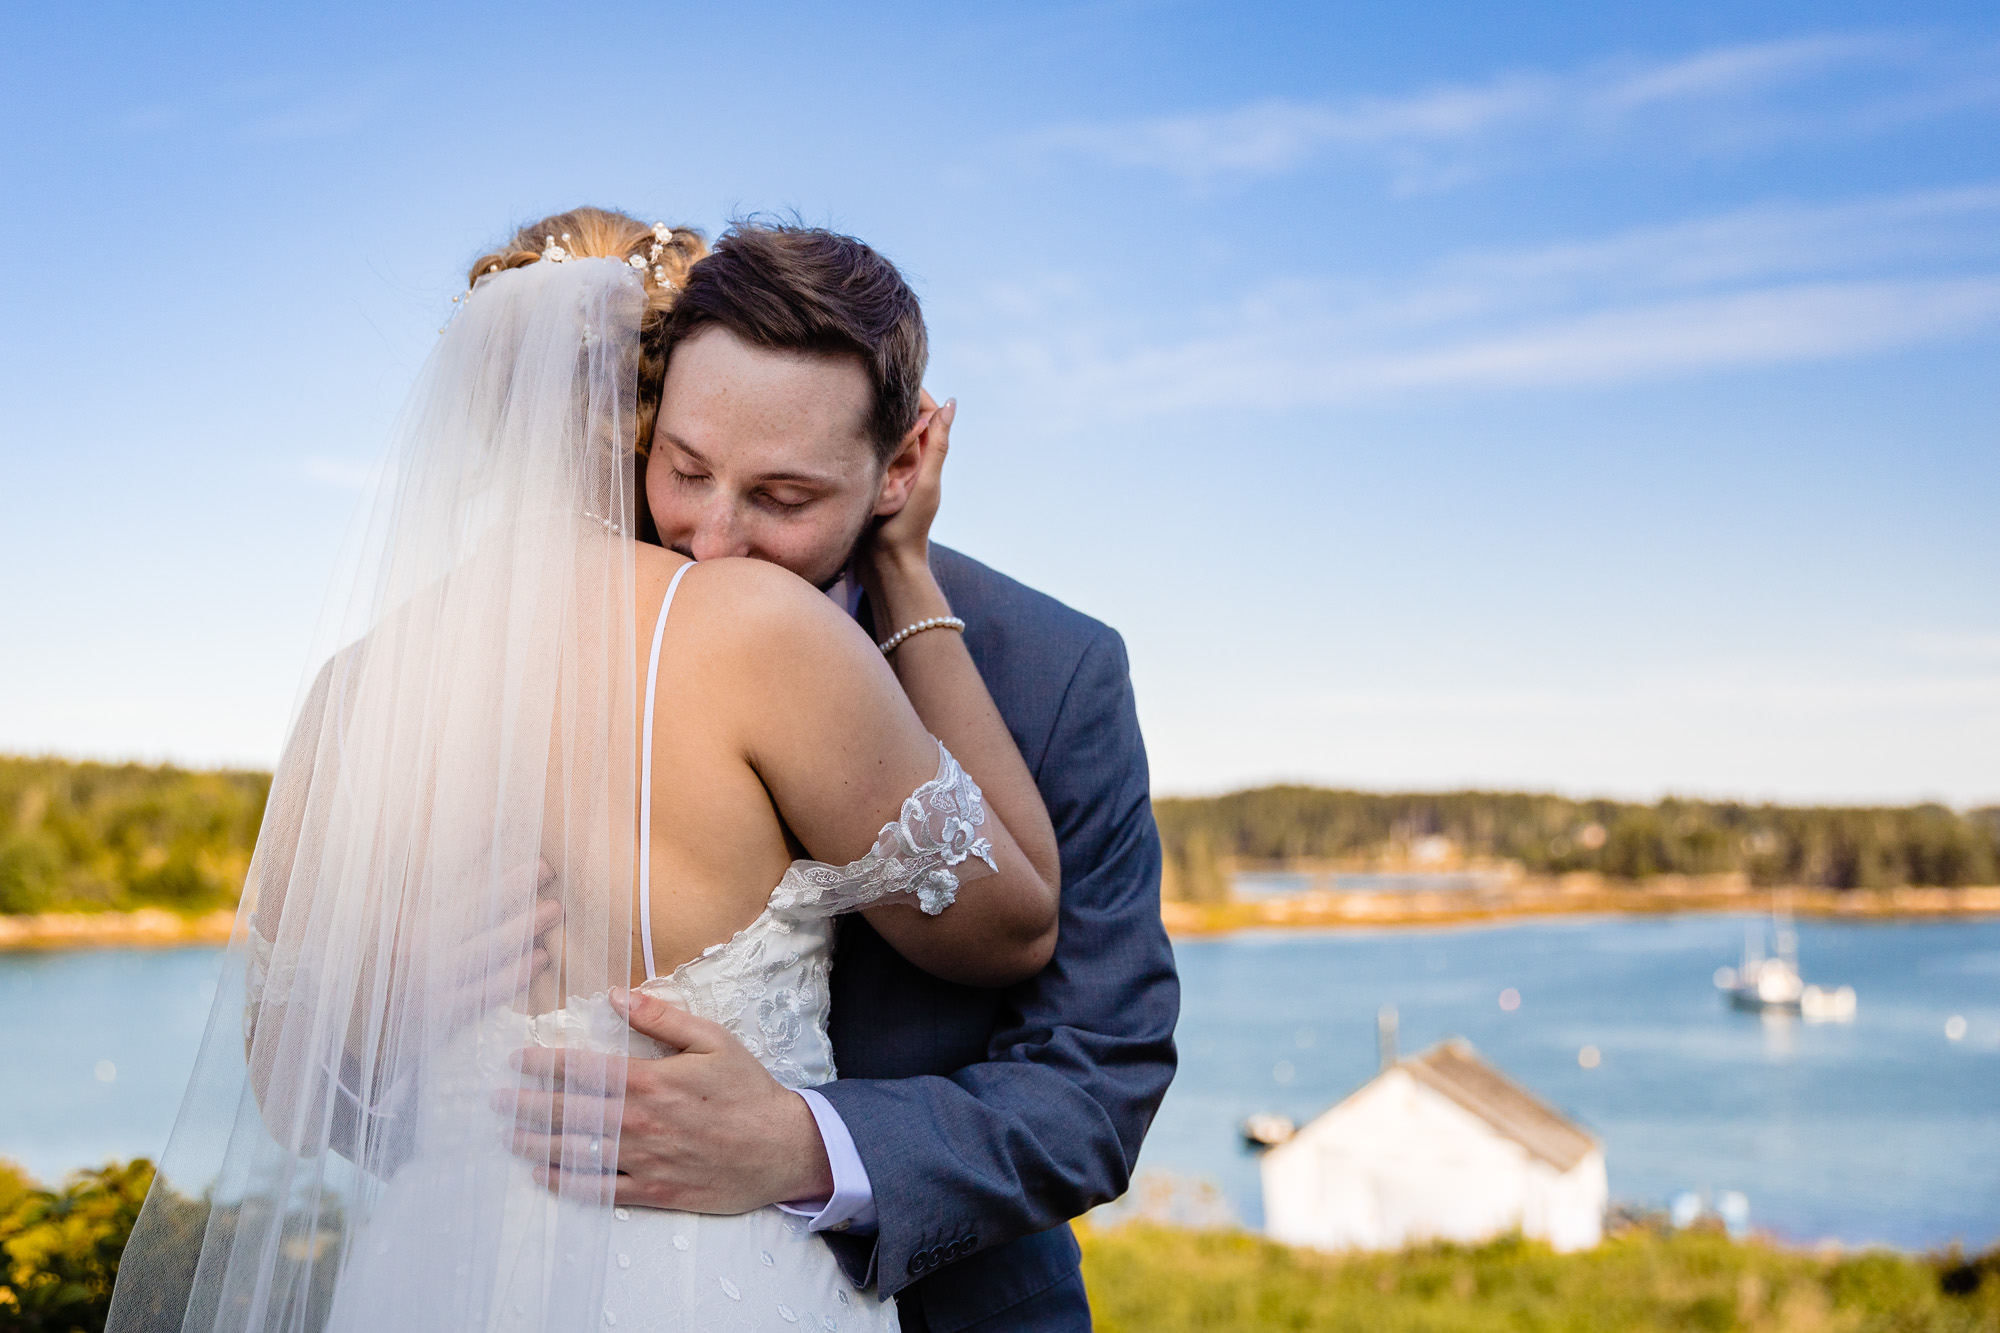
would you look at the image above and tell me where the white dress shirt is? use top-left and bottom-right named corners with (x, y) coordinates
top-left (779, 1087), bottom-right (877, 1233)
top-left (773, 570), bottom-right (881, 1235)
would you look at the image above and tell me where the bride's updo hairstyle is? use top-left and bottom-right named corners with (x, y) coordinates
top-left (468, 207), bottom-right (707, 464)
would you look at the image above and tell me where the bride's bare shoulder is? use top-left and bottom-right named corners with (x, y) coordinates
top-left (634, 549), bottom-right (863, 647)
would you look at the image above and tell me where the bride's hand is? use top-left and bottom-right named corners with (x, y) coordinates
top-left (429, 857), bottom-right (562, 1030)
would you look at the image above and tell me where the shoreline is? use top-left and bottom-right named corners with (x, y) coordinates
top-left (1161, 877), bottom-right (2000, 936)
top-left (0, 908), bottom-right (236, 952)
top-left (6, 881), bottom-right (1998, 951)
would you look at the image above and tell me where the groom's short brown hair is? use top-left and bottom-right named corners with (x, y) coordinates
top-left (658, 223), bottom-right (928, 462)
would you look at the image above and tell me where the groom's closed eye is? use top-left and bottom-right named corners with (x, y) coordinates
top-left (754, 486), bottom-right (817, 514)
top-left (667, 463), bottom-right (816, 515)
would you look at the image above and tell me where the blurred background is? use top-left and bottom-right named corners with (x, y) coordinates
top-left (2, 0), bottom-right (1998, 1321)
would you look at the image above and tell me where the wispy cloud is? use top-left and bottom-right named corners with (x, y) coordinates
top-left (240, 76), bottom-right (397, 143)
top-left (1597, 33), bottom-right (1885, 110)
top-left (957, 186), bottom-right (2000, 412)
top-left (1030, 33), bottom-right (2000, 189)
top-left (110, 71), bottom-right (399, 144)
top-left (1907, 633), bottom-right (2000, 662)
top-left (1034, 80), bottom-right (1544, 179)
top-left (301, 456), bottom-right (378, 491)
top-left (1292, 671), bottom-right (2000, 718)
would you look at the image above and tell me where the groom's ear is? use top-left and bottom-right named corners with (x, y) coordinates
top-left (870, 411), bottom-right (931, 517)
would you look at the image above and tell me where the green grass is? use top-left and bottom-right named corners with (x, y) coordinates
top-left (1079, 1222), bottom-right (2000, 1332)
top-left (4, 1161), bottom-right (1995, 1332)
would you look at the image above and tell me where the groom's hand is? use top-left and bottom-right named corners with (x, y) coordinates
top-left (502, 988), bottom-right (834, 1214)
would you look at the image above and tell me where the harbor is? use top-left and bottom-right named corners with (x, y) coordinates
top-left (8, 912), bottom-right (1996, 1252)
top-left (1132, 911), bottom-right (2000, 1251)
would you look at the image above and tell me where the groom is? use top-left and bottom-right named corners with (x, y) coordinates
top-left (515, 222), bottom-right (1179, 1332)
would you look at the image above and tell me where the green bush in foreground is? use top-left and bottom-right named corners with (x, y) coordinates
top-left (0, 1159), bottom-right (153, 1333)
top-left (5, 1160), bottom-right (1996, 1331)
top-left (1079, 1222), bottom-right (2000, 1332)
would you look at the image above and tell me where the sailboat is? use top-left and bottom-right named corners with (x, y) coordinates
top-left (1713, 905), bottom-right (1856, 1021)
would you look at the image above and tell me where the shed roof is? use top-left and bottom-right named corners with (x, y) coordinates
top-left (1394, 1039), bottom-right (1597, 1172)
top-left (1312, 1032), bottom-right (1592, 1168)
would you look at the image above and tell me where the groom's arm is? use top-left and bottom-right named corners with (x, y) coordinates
top-left (814, 625), bottom-right (1180, 1297)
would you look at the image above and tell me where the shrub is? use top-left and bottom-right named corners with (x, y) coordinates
top-left (0, 1160), bottom-right (153, 1333)
top-left (1077, 1221), bottom-right (2000, 1332)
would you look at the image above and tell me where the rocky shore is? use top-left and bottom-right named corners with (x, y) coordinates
top-left (8, 879), bottom-right (1997, 950)
top-left (0, 908), bottom-right (236, 951)
top-left (1161, 873), bottom-right (2000, 936)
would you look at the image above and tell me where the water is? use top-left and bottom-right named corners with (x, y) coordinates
top-left (1142, 914), bottom-right (2000, 1250)
top-left (0, 948), bottom-right (220, 1183)
top-left (2, 915), bottom-right (1996, 1249)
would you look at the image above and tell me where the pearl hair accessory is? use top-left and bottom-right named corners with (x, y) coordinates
top-left (442, 221), bottom-right (686, 333)
top-left (877, 616), bottom-right (967, 655)
top-left (626, 221), bottom-right (683, 289)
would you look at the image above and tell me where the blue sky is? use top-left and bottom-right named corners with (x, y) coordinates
top-left (2, 0), bottom-right (1995, 804)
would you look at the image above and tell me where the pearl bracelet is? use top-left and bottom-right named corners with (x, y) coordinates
top-left (878, 615), bottom-right (967, 655)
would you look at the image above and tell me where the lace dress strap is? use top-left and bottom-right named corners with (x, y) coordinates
top-left (638, 560), bottom-right (695, 982)
top-left (768, 740), bottom-right (997, 920)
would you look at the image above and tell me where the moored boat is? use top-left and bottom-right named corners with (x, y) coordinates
top-left (1714, 910), bottom-right (1856, 1021)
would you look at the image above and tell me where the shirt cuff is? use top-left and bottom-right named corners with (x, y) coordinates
top-left (777, 1088), bottom-right (878, 1235)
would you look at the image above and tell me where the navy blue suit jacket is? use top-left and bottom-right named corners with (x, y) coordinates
top-left (818, 546), bottom-right (1180, 1332)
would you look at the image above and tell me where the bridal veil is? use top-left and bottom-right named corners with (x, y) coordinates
top-left (109, 256), bottom-right (648, 1332)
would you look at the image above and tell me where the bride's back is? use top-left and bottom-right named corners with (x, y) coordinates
top-left (619, 543), bottom-right (800, 980)
top-left (610, 541), bottom-right (944, 985)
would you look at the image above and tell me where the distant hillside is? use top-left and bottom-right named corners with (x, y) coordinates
top-left (7, 755), bottom-right (1994, 916)
top-left (0, 757), bottom-right (268, 914)
top-left (1154, 787), bottom-right (2000, 903)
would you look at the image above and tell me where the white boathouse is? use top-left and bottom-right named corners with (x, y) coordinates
top-left (1260, 1038), bottom-right (1606, 1253)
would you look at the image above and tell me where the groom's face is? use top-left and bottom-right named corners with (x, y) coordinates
top-left (649, 326), bottom-right (903, 589)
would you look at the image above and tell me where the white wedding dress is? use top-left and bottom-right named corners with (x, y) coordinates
top-left (321, 562), bottom-right (995, 1333)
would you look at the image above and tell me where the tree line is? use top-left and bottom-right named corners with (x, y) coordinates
top-left (1155, 786), bottom-right (2000, 903)
top-left (3, 755), bottom-right (1994, 915)
top-left (0, 758), bottom-right (268, 915)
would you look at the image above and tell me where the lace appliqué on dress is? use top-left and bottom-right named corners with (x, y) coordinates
top-left (242, 914), bottom-right (299, 1042)
top-left (630, 740), bottom-right (997, 1090)
top-left (768, 740), bottom-right (996, 919)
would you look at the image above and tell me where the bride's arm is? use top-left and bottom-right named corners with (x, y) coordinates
top-left (694, 560), bottom-right (1060, 988)
top-left (855, 396), bottom-right (1065, 930)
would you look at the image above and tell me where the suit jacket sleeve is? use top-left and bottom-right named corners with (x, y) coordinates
top-left (814, 626), bottom-right (1181, 1297)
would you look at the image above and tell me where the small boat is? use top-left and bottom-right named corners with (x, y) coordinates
top-left (1713, 909), bottom-right (1856, 1021)
top-left (1240, 1112), bottom-right (1296, 1149)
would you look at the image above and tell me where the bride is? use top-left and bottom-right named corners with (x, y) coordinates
top-left (106, 209), bottom-right (1061, 1332)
